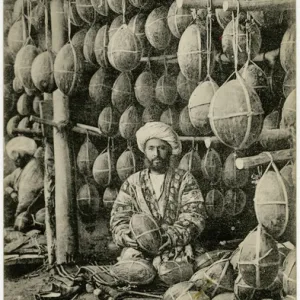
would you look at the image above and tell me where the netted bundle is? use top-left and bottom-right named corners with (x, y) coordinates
top-left (238, 226), bottom-right (280, 289)
top-left (130, 213), bottom-right (162, 255)
top-left (158, 261), bottom-right (194, 286)
top-left (201, 148), bottom-right (222, 184)
top-left (222, 19), bottom-right (262, 66)
top-left (203, 258), bottom-right (235, 298)
top-left (205, 189), bottom-right (224, 219)
top-left (178, 148), bottom-right (202, 178)
top-left (71, 28), bottom-right (88, 51)
top-left (14, 45), bottom-right (41, 90)
top-left (32, 95), bottom-right (41, 115)
top-left (189, 80), bottom-right (218, 135)
top-left (103, 186), bottom-right (118, 209)
top-left (283, 250), bottom-right (296, 296)
top-left (77, 183), bottom-right (101, 217)
top-left (283, 71), bottom-right (296, 98)
top-left (77, 137), bottom-right (99, 178)
top-left (145, 6), bottom-right (172, 50)
top-left (108, 24), bottom-right (142, 72)
top-left (7, 115), bottom-right (21, 137)
top-left (215, 9), bottom-right (231, 29)
top-left (93, 149), bottom-right (116, 187)
top-left (160, 107), bottom-right (180, 132)
top-left (234, 274), bottom-right (259, 300)
top-left (107, 0), bottom-right (134, 15)
top-left (224, 188), bottom-right (247, 216)
top-left (84, 23), bottom-right (101, 66)
top-left (129, 0), bottom-right (154, 10)
top-left (116, 148), bottom-right (139, 181)
top-left (177, 71), bottom-right (198, 105)
top-left (142, 105), bottom-right (164, 123)
top-left (17, 93), bottom-right (33, 116)
top-left (109, 15), bottom-right (123, 40)
top-left (163, 282), bottom-right (205, 300)
top-left (209, 77), bottom-right (264, 150)
top-left (280, 24), bottom-right (296, 72)
top-left (17, 158), bottom-right (44, 214)
top-left (64, 0), bottom-right (85, 27)
top-left (167, 1), bottom-right (193, 39)
top-left (31, 50), bottom-right (56, 93)
top-left (119, 105), bottom-right (142, 140)
top-left (134, 70), bottom-right (158, 107)
top-left (7, 20), bottom-right (27, 54)
top-left (223, 152), bottom-right (249, 188)
top-left (76, 0), bottom-right (98, 25)
top-left (112, 72), bottom-right (134, 113)
top-left (14, 212), bottom-right (34, 232)
top-left (94, 25), bottom-right (110, 68)
top-left (179, 106), bottom-right (199, 136)
top-left (89, 68), bottom-right (115, 107)
top-left (13, 76), bottom-right (24, 94)
top-left (91, 0), bottom-right (109, 16)
top-left (98, 105), bottom-right (120, 137)
top-left (281, 89), bottom-right (296, 129)
top-left (178, 24), bottom-right (214, 82)
top-left (194, 250), bottom-right (232, 271)
top-left (54, 43), bottom-right (86, 96)
top-left (110, 259), bottom-right (156, 285)
top-left (4, 48), bottom-right (14, 84)
top-left (155, 73), bottom-right (178, 105)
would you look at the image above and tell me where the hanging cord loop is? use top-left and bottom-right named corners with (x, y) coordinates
top-left (205, 0), bottom-right (213, 79)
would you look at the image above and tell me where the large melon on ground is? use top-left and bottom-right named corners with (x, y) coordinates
top-left (194, 250), bottom-right (232, 271)
top-left (280, 24), bottom-right (296, 72)
top-left (163, 282), bottom-right (209, 300)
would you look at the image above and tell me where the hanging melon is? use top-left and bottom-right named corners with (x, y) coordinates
top-left (30, 1), bottom-right (46, 30)
top-left (280, 24), bottom-right (296, 72)
top-left (17, 93), bottom-right (33, 116)
top-left (36, 28), bottom-right (52, 52)
top-left (7, 115), bottom-right (21, 137)
top-left (215, 9), bottom-right (231, 29)
top-left (107, 0), bottom-right (134, 15)
top-left (178, 148), bottom-right (202, 178)
top-left (222, 19), bottom-right (262, 66)
top-left (155, 73), bottom-right (178, 105)
top-left (281, 89), bottom-right (296, 129)
top-left (250, 9), bottom-right (283, 28)
top-left (111, 72), bottom-right (134, 113)
top-left (4, 49), bottom-right (14, 84)
top-left (94, 24), bottom-right (110, 68)
top-left (91, 0), bottom-right (109, 16)
top-left (77, 138), bottom-right (99, 178)
top-left (84, 23), bottom-right (102, 66)
top-left (142, 105), bottom-right (164, 123)
top-left (71, 28), bottom-right (89, 51)
top-left (128, 13), bottom-right (150, 56)
top-left (160, 107), bottom-right (180, 132)
top-left (12, 0), bottom-right (26, 23)
top-left (201, 148), bottom-right (222, 184)
top-left (167, 1), bottom-right (193, 39)
top-left (177, 71), bottom-right (198, 105)
top-left (98, 105), bottom-right (120, 137)
top-left (7, 20), bottom-right (27, 54)
top-left (224, 188), bottom-right (247, 216)
top-left (134, 70), bottom-right (158, 107)
top-left (223, 152), bottom-right (249, 188)
top-left (119, 105), bottom-right (142, 140)
top-left (178, 24), bottom-right (214, 82)
top-left (93, 149), bottom-right (116, 187)
top-left (13, 76), bottom-right (24, 94)
top-left (109, 15), bottom-right (124, 40)
top-left (205, 189), bottom-right (225, 219)
top-left (31, 51), bottom-right (56, 93)
top-left (108, 24), bottom-right (142, 72)
top-left (116, 148), bottom-right (139, 181)
top-left (238, 225), bottom-right (280, 289)
top-left (14, 45), bottom-right (41, 90)
top-left (129, 0), bottom-right (154, 10)
top-left (54, 43), bottom-right (85, 96)
top-left (32, 95), bottom-right (42, 115)
top-left (64, 0), bottom-right (85, 27)
top-left (209, 78), bottom-right (264, 150)
top-left (189, 80), bottom-right (218, 135)
top-left (89, 68), bottom-right (115, 108)
top-left (179, 106), bottom-right (199, 136)
top-left (262, 110), bottom-right (280, 130)
top-left (282, 250), bottom-right (296, 296)
top-left (145, 6), bottom-right (172, 50)
top-left (76, 0), bottom-right (98, 24)
top-left (103, 186), bottom-right (118, 208)
top-left (283, 71), bottom-right (296, 98)
top-left (77, 183), bottom-right (101, 217)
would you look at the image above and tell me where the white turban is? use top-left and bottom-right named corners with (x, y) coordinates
top-left (136, 122), bottom-right (182, 155)
top-left (6, 137), bottom-right (37, 160)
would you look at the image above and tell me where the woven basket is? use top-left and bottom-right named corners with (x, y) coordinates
top-left (280, 24), bottom-right (296, 72)
top-left (94, 24), bottom-right (110, 68)
top-left (119, 105), bottom-right (142, 140)
top-left (177, 71), bottom-right (198, 105)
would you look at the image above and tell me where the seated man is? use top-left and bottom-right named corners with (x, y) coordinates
top-left (110, 122), bottom-right (206, 267)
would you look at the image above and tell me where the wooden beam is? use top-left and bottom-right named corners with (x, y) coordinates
top-left (259, 129), bottom-right (292, 150)
top-left (177, 0), bottom-right (295, 10)
top-left (51, 0), bottom-right (78, 264)
top-left (235, 149), bottom-right (294, 170)
top-left (12, 128), bottom-right (43, 137)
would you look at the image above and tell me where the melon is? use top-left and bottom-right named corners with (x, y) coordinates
top-left (177, 71), bottom-right (198, 104)
top-left (77, 183), bottom-right (101, 217)
top-left (13, 76), bottom-right (24, 94)
top-left (250, 9), bottom-right (283, 28)
top-left (194, 250), bottom-right (232, 271)
top-left (76, 0), bottom-right (98, 24)
top-left (32, 95), bottom-right (42, 115)
top-left (71, 28), bottom-right (89, 51)
top-left (155, 73), bottom-right (178, 105)
top-left (119, 105), bottom-right (142, 140)
top-left (84, 23), bottom-right (102, 66)
top-left (91, 0), bottom-right (109, 16)
top-left (280, 24), bottom-right (296, 72)
top-left (30, 1), bottom-right (45, 30)
top-left (205, 189), bottom-right (224, 219)
top-left (103, 186), bottom-right (118, 209)
top-left (283, 71), bottom-right (296, 98)
top-left (179, 106), bottom-right (199, 136)
top-left (142, 105), bottom-right (164, 123)
top-left (262, 110), bottom-right (280, 130)
top-left (7, 115), bottom-right (21, 137)
top-left (160, 107), bottom-right (180, 132)
top-left (190, 267), bottom-right (209, 289)
top-left (224, 188), bottom-right (247, 216)
top-left (201, 148), bottom-right (222, 184)
top-left (282, 250), bottom-right (296, 296)
top-left (107, 0), bottom-right (134, 15)
top-left (17, 93), bottom-right (33, 116)
top-left (18, 117), bottom-right (31, 130)
top-left (4, 48), bottom-right (14, 84)
top-left (64, 0), bottom-right (85, 27)
top-left (281, 89), bottom-right (296, 129)
top-left (94, 25), bottom-right (110, 68)
top-left (178, 149), bottom-right (202, 178)
top-left (212, 293), bottom-right (235, 300)
top-left (109, 15), bottom-right (124, 40)
top-left (98, 106), bottom-right (120, 137)
top-left (7, 20), bottom-right (27, 54)
top-left (215, 9), bottom-right (231, 29)
top-left (128, 0), bottom-right (154, 10)
top-left (14, 212), bottom-right (34, 232)
top-left (163, 282), bottom-right (199, 300)
top-left (116, 148), bottom-right (139, 181)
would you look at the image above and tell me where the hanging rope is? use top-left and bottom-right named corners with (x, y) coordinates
top-left (206, 0), bottom-right (213, 79)
top-left (44, 0), bottom-right (49, 51)
top-left (67, 0), bottom-right (72, 43)
top-left (122, 0), bottom-right (126, 25)
top-left (21, 0), bottom-right (27, 44)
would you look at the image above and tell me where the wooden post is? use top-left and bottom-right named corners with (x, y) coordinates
top-left (50, 0), bottom-right (78, 264)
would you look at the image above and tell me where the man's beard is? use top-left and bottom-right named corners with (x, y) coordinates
top-left (145, 157), bottom-right (170, 173)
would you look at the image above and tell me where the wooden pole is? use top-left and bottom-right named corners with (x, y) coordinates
top-left (12, 128), bottom-right (43, 137)
top-left (235, 149), bottom-right (294, 170)
top-left (177, 0), bottom-right (295, 10)
top-left (259, 129), bottom-right (292, 150)
top-left (50, 0), bottom-right (78, 264)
